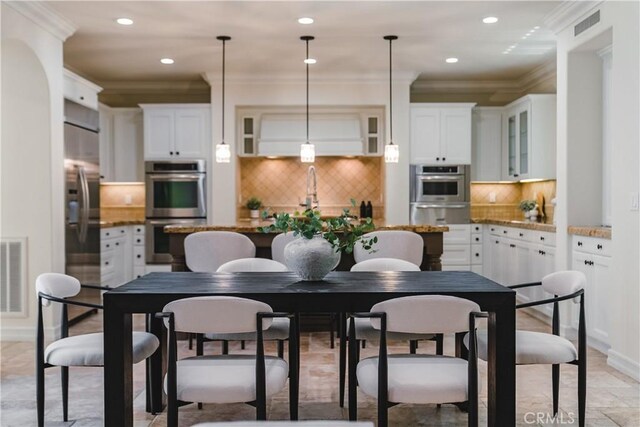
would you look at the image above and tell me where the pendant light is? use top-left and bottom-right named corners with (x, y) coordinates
top-left (300, 35), bottom-right (315, 163)
top-left (215, 35), bottom-right (231, 163)
top-left (383, 35), bottom-right (399, 163)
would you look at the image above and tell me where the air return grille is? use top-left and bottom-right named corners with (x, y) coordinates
top-left (575, 10), bottom-right (600, 37)
top-left (0, 238), bottom-right (27, 316)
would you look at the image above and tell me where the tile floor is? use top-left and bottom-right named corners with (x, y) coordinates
top-left (1, 311), bottom-right (638, 426)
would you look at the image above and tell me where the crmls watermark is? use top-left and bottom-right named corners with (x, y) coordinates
top-left (523, 412), bottom-right (577, 424)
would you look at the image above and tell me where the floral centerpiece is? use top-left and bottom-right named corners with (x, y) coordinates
top-left (258, 200), bottom-right (377, 280)
top-left (519, 200), bottom-right (538, 220)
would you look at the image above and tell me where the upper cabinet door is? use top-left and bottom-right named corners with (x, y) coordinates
top-left (518, 109), bottom-right (529, 177)
top-left (507, 113), bottom-right (517, 178)
top-left (410, 107), bottom-right (440, 163)
top-left (440, 108), bottom-right (472, 165)
top-left (144, 109), bottom-right (174, 159)
top-left (174, 108), bottom-right (208, 158)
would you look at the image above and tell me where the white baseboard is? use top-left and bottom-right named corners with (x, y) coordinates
top-left (0, 325), bottom-right (60, 342)
top-left (607, 350), bottom-right (640, 381)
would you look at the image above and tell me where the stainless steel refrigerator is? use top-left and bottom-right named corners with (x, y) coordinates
top-left (64, 99), bottom-right (101, 322)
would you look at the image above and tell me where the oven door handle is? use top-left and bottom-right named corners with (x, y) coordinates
top-left (414, 204), bottom-right (468, 209)
top-left (147, 174), bottom-right (204, 181)
top-left (417, 175), bottom-right (463, 181)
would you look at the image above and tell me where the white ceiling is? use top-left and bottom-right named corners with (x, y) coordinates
top-left (50, 1), bottom-right (560, 84)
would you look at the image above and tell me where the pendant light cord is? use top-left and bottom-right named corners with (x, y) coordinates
top-left (306, 38), bottom-right (309, 144)
top-left (222, 38), bottom-right (226, 144)
top-left (388, 37), bottom-right (393, 145)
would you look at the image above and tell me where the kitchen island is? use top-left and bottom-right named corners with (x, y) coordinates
top-left (164, 220), bottom-right (448, 272)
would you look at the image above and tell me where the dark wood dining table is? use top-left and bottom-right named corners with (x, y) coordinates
top-left (103, 270), bottom-right (516, 426)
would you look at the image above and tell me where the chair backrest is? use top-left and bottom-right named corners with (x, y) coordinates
top-left (350, 258), bottom-right (420, 272)
top-left (542, 270), bottom-right (586, 297)
top-left (353, 230), bottom-right (423, 266)
top-left (35, 273), bottom-right (81, 306)
top-left (370, 295), bottom-right (480, 334)
top-left (163, 296), bottom-right (273, 334)
top-left (271, 232), bottom-right (297, 264)
top-left (192, 422), bottom-right (375, 427)
top-left (217, 258), bottom-right (288, 273)
top-left (185, 231), bottom-right (256, 272)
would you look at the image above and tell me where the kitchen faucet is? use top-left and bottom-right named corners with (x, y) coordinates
top-left (301, 165), bottom-right (319, 210)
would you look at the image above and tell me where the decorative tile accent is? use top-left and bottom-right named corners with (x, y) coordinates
top-left (239, 157), bottom-right (383, 218)
top-left (470, 180), bottom-right (556, 222)
top-left (100, 183), bottom-right (146, 222)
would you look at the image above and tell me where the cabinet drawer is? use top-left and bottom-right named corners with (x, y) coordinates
top-left (471, 244), bottom-right (483, 265)
top-left (133, 235), bottom-right (145, 246)
top-left (443, 225), bottom-right (471, 245)
top-left (532, 231), bottom-right (556, 247)
top-left (101, 253), bottom-right (116, 276)
top-left (511, 228), bottom-right (530, 241)
top-left (471, 224), bottom-right (483, 234)
top-left (442, 244), bottom-right (471, 265)
top-left (133, 246), bottom-right (145, 266)
top-left (573, 236), bottom-right (611, 256)
top-left (64, 77), bottom-right (99, 110)
top-left (133, 225), bottom-right (145, 235)
top-left (471, 233), bottom-right (482, 244)
top-left (488, 225), bottom-right (501, 236)
top-left (101, 227), bottom-right (127, 240)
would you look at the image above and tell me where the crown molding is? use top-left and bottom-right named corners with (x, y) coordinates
top-left (4, 1), bottom-right (76, 41)
top-left (202, 71), bottom-right (418, 85)
top-left (543, 1), bottom-right (604, 35)
top-left (98, 80), bottom-right (211, 93)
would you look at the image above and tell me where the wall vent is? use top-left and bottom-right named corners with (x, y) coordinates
top-left (0, 238), bottom-right (27, 316)
top-left (574, 10), bottom-right (600, 37)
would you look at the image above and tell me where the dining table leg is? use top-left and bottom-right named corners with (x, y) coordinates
top-left (104, 297), bottom-right (133, 427)
top-left (148, 314), bottom-right (167, 413)
top-left (487, 297), bottom-right (516, 426)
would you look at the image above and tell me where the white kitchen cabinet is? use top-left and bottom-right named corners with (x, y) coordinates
top-left (571, 236), bottom-right (611, 351)
top-left (64, 69), bottom-right (102, 111)
top-left (471, 107), bottom-right (502, 181)
top-left (101, 226), bottom-right (146, 287)
top-left (501, 94), bottom-right (556, 181)
top-left (410, 103), bottom-right (475, 165)
top-left (141, 104), bottom-right (210, 160)
top-left (442, 224), bottom-right (472, 270)
top-left (99, 105), bottom-right (144, 182)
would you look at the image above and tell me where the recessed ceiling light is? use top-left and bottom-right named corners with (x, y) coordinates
top-left (482, 16), bottom-right (499, 24)
top-left (510, 45), bottom-right (517, 49)
top-left (503, 51), bottom-right (510, 54)
top-left (522, 36), bottom-right (528, 39)
top-left (304, 58), bottom-right (317, 64)
top-left (298, 17), bottom-right (314, 25)
top-left (445, 57), bottom-right (459, 63)
top-left (116, 18), bottom-right (133, 26)
top-left (534, 26), bottom-right (540, 30)
top-left (160, 58), bottom-right (174, 65)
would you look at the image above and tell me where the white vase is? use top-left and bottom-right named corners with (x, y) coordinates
top-left (528, 209), bottom-right (538, 221)
top-left (284, 235), bottom-right (340, 281)
top-left (250, 210), bottom-right (260, 219)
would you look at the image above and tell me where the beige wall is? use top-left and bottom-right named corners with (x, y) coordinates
top-left (100, 183), bottom-right (145, 222)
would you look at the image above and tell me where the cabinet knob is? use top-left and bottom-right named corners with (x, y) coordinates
top-left (106, 244), bottom-right (110, 248)
top-left (597, 244), bottom-right (603, 249)
top-left (121, 230), bottom-right (125, 233)
top-left (491, 228), bottom-right (495, 232)
top-left (475, 237), bottom-right (479, 242)
top-left (115, 242), bottom-right (119, 246)
top-left (540, 236), bottom-right (545, 241)
top-left (519, 233), bottom-right (523, 237)
top-left (577, 241), bottom-right (583, 246)
top-left (137, 254), bottom-right (142, 259)
top-left (495, 240), bottom-right (499, 244)
top-left (436, 157), bottom-right (440, 161)
top-left (80, 96), bottom-right (85, 100)
top-left (106, 232), bottom-right (110, 236)
top-left (510, 244), bottom-right (516, 248)
top-left (442, 157), bottom-right (446, 161)
top-left (176, 151), bottom-right (180, 156)
top-left (170, 151), bottom-right (174, 155)
top-left (503, 230), bottom-right (507, 234)
top-left (105, 261), bottom-right (109, 266)
top-left (475, 253), bottom-right (480, 257)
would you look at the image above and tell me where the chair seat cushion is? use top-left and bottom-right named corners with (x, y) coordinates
top-left (357, 355), bottom-right (470, 404)
top-left (465, 330), bottom-right (578, 365)
top-left (164, 355), bottom-right (288, 403)
top-left (349, 318), bottom-right (435, 342)
top-left (204, 317), bottom-right (289, 341)
top-left (45, 331), bottom-right (159, 367)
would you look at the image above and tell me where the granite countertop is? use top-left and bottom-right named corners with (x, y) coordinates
top-left (568, 225), bottom-right (612, 239)
top-left (472, 218), bottom-right (556, 233)
top-left (100, 220), bottom-right (145, 228)
top-left (164, 219), bottom-right (449, 234)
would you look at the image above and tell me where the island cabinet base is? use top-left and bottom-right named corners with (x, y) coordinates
top-left (167, 230), bottom-right (444, 331)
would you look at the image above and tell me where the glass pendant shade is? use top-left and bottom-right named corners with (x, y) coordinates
top-left (300, 143), bottom-right (315, 163)
top-left (216, 143), bottom-right (231, 163)
top-left (384, 143), bottom-right (399, 163)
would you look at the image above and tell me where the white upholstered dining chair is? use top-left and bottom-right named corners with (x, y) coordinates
top-left (35, 273), bottom-right (159, 427)
top-left (185, 231), bottom-right (256, 273)
top-left (193, 422), bottom-right (374, 426)
top-left (158, 296), bottom-right (297, 426)
top-left (349, 295), bottom-right (485, 427)
top-left (465, 270), bottom-right (587, 427)
top-left (353, 230), bottom-right (424, 266)
top-left (217, 258), bottom-right (288, 273)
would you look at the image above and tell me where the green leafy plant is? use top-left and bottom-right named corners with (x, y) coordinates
top-left (258, 201), bottom-right (377, 254)
top-left (519, 200), bottom-right (537, 212)
top-left (246, 197), bottom-right (262, 210)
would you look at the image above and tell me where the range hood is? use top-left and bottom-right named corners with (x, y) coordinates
top-left (258, 113), bottom-right (364, 156)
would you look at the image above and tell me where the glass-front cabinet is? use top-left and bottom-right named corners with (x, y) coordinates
top-left (503, 99), bottom-right (533, 180)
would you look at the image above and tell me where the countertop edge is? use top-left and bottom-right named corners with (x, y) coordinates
top-left (471, 218), bottom-right (556, 233)
top-left (100, 220), bottom-right (146, 228)
top-left (567, 226), bottom-right (612, 240)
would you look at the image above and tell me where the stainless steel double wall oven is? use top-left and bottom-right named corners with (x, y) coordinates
top-left (145, 160), bottom-right (206, 263)
top-left (410, 164), bottom-right (470, 225)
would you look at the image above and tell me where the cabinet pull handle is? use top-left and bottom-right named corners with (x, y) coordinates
top-left (590, 261), bottom-right (594, 266)
top-left (542, 251), bottom-right (546, 255)
top-left (540, 236), bottom-right (545, 241)
top-left (514, 174), bottom-right (519, 177)
top-left (584, 260), bottom-right (588, 265)
top-left (519, 233), bottom-right (523, 237)
top-left (597, 244), bottom-right (603, 249)
top-left (121, 230), bottom-right (125, 233)
top-left (577, 241), bottom-right (583, 246)
top-left (510, 244), bottom-right (516, 248)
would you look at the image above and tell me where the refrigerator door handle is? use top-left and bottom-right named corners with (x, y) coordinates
top-left (77, 166), bottom-right (90, 243)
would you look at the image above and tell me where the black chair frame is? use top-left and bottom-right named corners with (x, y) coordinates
top-left (158, 310), bottom-right (299, 427)
top-left (36, 284), bottom-right (112, 427)
top-left (347, 310), bottom-right (486, 427)
top-left (508, 281), bottom-right (587, 427)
